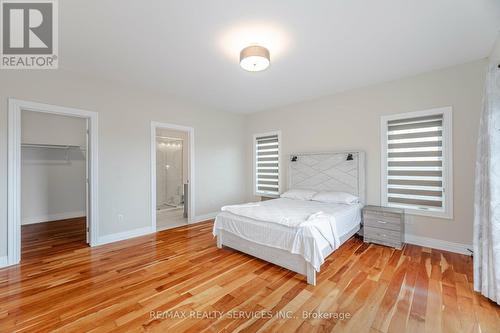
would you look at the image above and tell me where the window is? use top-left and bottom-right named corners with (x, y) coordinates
top-left (381, 107), bottom-right (453, 218)
top-left (254, 131), bottom-right (281, 196)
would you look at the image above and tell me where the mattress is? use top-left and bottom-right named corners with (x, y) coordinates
top-left (213, 199), bottom-right (362, 271)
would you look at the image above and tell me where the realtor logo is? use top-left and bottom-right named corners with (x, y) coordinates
top-left (1, 0), bottom-right (58, 69)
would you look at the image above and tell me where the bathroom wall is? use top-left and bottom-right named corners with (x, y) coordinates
top-left (156, 128), bottom-right (189, 207)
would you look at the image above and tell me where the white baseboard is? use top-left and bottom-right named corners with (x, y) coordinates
top-left (405, 234), bottom-right (472, 255)
top-left (94, 226), bottom-right (154, 246)
top-left (93, 213), bottom-right (216, 247)
top-left (22, 211), bottom-right (86, 225)
top-left (189, 212), bottom-right (218, 224)
top-left (0, 256), bottom-right (8, 269)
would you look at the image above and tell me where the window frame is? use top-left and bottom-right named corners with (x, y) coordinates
top-left (253, 130), bottom-right (282, 197)
top-left (380, 107), bottom-right (453, 219)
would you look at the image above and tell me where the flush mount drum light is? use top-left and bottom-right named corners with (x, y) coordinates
top-left (240, 45), bottom-right (270, 72)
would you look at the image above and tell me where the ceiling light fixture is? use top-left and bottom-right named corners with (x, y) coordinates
top-left (240, 45), bottom-right (270, 72)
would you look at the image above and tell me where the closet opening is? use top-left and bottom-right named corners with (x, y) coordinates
top-left (7, 99), bottom-right (99, 266)
top-left (20, 111), bottom-right (88, 258)
top-left (151, 122), bottom-right (194, 231)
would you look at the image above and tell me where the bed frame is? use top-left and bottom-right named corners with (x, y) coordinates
top-left (216, 151), bottom-right (366, 285)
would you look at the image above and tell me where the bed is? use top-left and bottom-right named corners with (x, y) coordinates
top-left (213, 151), bottom-right (366, 285)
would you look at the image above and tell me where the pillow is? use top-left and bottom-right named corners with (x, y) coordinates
top-left (312, 191), bottom-right (360, 204)
top-left (280, 189), bottom-right (317, 201)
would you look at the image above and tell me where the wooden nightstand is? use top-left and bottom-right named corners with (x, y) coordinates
top-left (362, 205), bottom-right (404, 250)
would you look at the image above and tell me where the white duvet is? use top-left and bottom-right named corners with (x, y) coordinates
top-left (214, 198), bottom-right (362, 271)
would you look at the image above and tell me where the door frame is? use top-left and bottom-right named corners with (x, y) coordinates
top-left (150, 121), bottom-right (194, 230)
top-left (7, 98), bottom-right (99, 266)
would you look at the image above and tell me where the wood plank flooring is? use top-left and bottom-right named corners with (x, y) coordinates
top-left (0, 218), bottom-right (499, 332)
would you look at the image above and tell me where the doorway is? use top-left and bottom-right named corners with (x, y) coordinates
top-left (151, 122), bottom-right (194, 231)
top-left (7, 99), bottom-right (99, 266)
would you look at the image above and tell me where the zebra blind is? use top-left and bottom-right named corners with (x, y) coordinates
top-left (255, 133), bottom-right (280, 196)
top-left (385, 113), bottom-right (445, 211)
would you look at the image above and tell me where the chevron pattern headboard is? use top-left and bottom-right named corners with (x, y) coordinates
top-left (288, 151), bottom-right (366, 203)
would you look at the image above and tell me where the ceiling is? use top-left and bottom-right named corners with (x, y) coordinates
top-left (60, 0), bottom-right (500, 113)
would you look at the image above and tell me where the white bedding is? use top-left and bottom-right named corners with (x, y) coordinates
top-left (213, 198), bottom-right (362, 272)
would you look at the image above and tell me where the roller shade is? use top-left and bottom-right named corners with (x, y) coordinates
top-left (385, 114), bottom-right (444, 211)
top-left (255, 134), bottom-right (280, 195)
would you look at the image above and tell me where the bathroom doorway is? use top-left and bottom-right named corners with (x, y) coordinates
top-left (156, 136), bottom-right (184, 211)
top-left (151, 122), bottom-right (194, 231)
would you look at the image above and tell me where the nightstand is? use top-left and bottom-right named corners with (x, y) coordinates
top-left (362, 205), bottom-right (404, 250)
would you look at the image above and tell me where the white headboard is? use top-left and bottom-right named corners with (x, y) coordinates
top-left (288, 151), bottom-right (366, 203)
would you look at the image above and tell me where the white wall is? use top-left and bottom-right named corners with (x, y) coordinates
top-left (245, 60), bottom-right (486, 247)
top-left (0, 70), bottom-right (248, 257)
top-left (21, 111), bottom-right (86, 225)
top-left (0, 60), bottom-right (485, 258)
top-left (22, 110), bottom-right (87, 146)
top-left (21, 149), bottom-right (86, 224)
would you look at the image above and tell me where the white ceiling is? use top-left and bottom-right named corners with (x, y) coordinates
top-left (61, 0), bottom-right (500, 113)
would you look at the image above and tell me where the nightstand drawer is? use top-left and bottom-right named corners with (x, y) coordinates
top-left (364, 226), bottom-right (401, 242)
top-left (363, 210), bottom-right (401, 224)
top-left (364, 216), bottom-right (401, 231)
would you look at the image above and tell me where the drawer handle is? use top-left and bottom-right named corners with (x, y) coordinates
top-left (376, 220), bottom-right (387, 224)
top-left (377, 233), bottom-right (387, 237)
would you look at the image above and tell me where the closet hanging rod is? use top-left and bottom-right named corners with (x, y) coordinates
top-left (21, 143), bottom-right (86, 150)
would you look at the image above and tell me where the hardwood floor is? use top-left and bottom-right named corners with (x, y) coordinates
top-left (20, 217), bottom-right (87, 259)
top-left (0, 219), bottom-right (499, 332)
